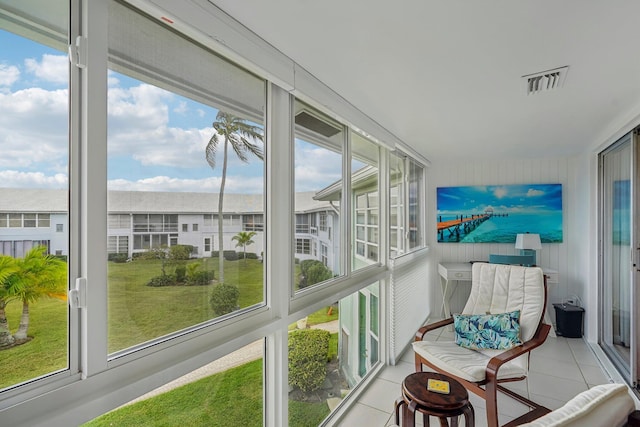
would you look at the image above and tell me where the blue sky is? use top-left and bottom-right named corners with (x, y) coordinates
top-left (0, 29), bottom-right (343, 194)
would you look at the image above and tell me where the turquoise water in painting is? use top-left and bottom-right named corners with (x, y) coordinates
top-left (438, 212), bottom-right (563, 243)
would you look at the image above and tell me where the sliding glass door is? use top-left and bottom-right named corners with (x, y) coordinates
top-left (600, 131), bottom-right (638, 386)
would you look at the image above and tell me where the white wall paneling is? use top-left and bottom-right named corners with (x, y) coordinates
top-left (427, 157), bottom-right (577, 326)
top-left (388, 252), bottom-right (430, 364)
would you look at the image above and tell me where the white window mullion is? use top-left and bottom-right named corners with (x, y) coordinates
top-left (265, 83), bottom-right (293, 426)
top-left (81, 0), bottom-right (109, 376)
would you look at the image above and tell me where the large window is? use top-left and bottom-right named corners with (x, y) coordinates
top-left (352, 132), bottom-right (380, 270)
top-left (288, 283), bottom-right (380, 425)
top-left (86, 341), bottom-right (265, 426)
top-left (0, 1), bottom-right (426, 424)
top-left (389, 152), bottom-right (425, 257)
top-left (106, 1), bottom-right (266, 356)
top-left (293, 100), bottom-right (344, 293)
top-left (0, 0), bottom-right (69, 391)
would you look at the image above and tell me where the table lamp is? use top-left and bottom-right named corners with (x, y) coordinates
top-left (515, 233), bottom-right (542, 266)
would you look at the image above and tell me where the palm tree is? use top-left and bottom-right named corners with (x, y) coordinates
top-left (232, 231), bottom-right (257, 260)
top-left (205, 111), bottom-right (264, 283)
top-left (12, 246), bottom-right (67, 341)
top-left (0, 255), bottom-right (19, 347)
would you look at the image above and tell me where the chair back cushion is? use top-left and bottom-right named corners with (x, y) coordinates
top-left (518, 383), bottom-right (634, 427)
top-left (463, 263), bottom-right (545, 342)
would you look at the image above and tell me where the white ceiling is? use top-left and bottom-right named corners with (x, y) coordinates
top-left (210, 0), bottom-right (640, 161)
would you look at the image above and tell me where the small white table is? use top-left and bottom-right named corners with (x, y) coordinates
top-left (438, 262), bottom-right (558, 334)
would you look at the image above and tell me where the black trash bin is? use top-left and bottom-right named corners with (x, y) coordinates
top-left (553, 303), bottom-right (585, 338)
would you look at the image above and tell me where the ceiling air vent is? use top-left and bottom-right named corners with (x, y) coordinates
top-left (295, 110), bottom-right (342, 137)
top-left (522, 66), bottom-right (569, 95)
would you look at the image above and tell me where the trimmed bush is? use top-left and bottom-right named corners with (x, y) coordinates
top-left (169, 245), bottom-right (193, 260)
top-left (211, 250), bottom-right (219, 258)
top-left (288, 329), bottom-right (330, 392)
top-left (174, 265), bottom-right (186, 283)
top-left (223, 250), bottom-right (239, 261)
top-left (147, 274), bottom-right (177, 287)
top-left (186, 270), bottom-right (215, 286)
top-left (299, 260), bottom-right (332, 289)
top-left (244, 252), bottom-right (258, 260)
top-left (108, 253), bottom-right (128, 263)
top-left (210, 283), bottom-right (240, 316)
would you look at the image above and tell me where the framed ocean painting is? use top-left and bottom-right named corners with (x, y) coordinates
top-left (437, 183), bottom-right (563, 243)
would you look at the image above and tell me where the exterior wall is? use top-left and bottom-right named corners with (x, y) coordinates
top-left (49, 213), bottom-right (68, 256)
top-left (338, 292), bottom-right (357, 386)
top-left (0, 212), bottom-right (68, 257)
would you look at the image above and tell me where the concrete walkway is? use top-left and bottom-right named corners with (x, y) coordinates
top-left (124, 319), bottom-right (339, 406)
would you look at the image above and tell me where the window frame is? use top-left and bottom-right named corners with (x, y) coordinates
top-left (0, 1), bottom-right (430, 424)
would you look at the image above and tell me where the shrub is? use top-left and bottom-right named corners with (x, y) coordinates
top-left (211, 250), bottom-right (219, 258)
top-left (169, 245), bottom-right (193, 260)
top-left (108, 253), bottom-right (128, 263)
top-left (288, 329), bottom-right (330, 392)
top-left (299, 260), bottom-right (332, 289)
top-left (244, 252), bottom-right (258, 260)
top-left (147, 274), bottom-right (177, 287)
top-left (223, 250), bottom-right (239, 261)
top-left (210, 283), bottom-right (240, 316)
top-left (174, 265), bottom-right (186, 283)
top-left (186, 270), bottom-right (215, 286)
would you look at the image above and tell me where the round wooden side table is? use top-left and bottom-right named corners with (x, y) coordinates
top-left (394, 372), bottom-right (474, 427)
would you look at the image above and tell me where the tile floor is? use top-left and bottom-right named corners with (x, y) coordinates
top-left (336, 326), bottom-right (613, 427)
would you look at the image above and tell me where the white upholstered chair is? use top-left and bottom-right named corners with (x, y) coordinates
top-left (413, 262), bottom-right (551, 427)
top-left (519, 383), bottom-right (638, 427)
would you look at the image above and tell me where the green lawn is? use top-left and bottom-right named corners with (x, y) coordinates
top-left (2, 256), bottom-right (337, 426)
top-left (108, 257), bottom-right (264, 352)
top-left (0, 298), bottom-right (67, 389)
top-left (83, 358), bottom-right (331, 427)
top-left (83, 359), bottom-right (265, 427)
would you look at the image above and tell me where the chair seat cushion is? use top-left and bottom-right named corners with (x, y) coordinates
top-left (412, 340), bottom-right (528, 383)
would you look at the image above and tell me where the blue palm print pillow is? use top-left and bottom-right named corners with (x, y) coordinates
top-left (453, 310), bottom-right (522, 350)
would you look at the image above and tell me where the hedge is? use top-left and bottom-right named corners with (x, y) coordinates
top-left (288, 329), bottom-right (330, 393)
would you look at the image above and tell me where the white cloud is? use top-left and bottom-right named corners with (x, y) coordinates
top-left (0, 87), bottom-right (68, 168)
top-left (294, 142), bottom-right (342, 191)
top-left (493, 187), bottom-right (507, 199)
top-left (107, 174), bottom-right (263, 193)
top-left (526, 188), bottom-right (545, 197)
top-left (107, 82), bottom-right (220, 169)
top-left (0, 170), bottom-right (67, 188)
top-left (0, 64), bottom-right (20, 87)
top-left (24, 54), bottom-right (68, 85)
top-left (173, 101), bottom-right (188, 114)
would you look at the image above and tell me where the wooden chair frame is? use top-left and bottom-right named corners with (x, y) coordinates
top-left (414, 278), bottom-right (552, 427)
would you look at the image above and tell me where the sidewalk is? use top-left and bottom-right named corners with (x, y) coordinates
top-left (124, 319), bottom-right (339, 406)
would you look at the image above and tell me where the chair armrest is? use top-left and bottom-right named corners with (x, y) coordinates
top-left (628, 410), bottom-right (640, 427)
top-left (486, 323), bottom-right (551, 379)
top-left (415, 317), bottom-right (454, 341)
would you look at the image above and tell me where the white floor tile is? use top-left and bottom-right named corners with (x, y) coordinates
top-left (336, 402), bottom-right (391, 427)
top-left (527, 372), bottom-right (588, 402)
top-left (377, 361), bottom-right (414, 384)
top-left (357, 378), bottom-right (402, 414)
top-left (532, 336), bottom-right (572, 361)
top-left (579, 364), bottom-right (610, 385)
top-left (357, 333), bottom-right (612, 427)
top-left (530, 354), bottom-right (582, 380)
top-left (570, 345), bottom-right (600, 367)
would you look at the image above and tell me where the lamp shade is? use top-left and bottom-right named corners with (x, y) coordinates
top-left (515, 233), bottom-right (542, 250)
